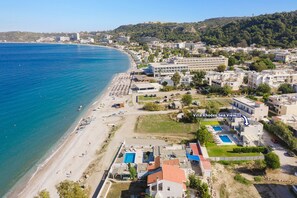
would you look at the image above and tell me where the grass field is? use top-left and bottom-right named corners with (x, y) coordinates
top-left (135, 114), bottom-right (198, 137)
top-left (200, 120), bottom-right (220, 126)
top-left (206, 143), bottom-right (262, 157)
top-left (106, 182), bottom-right (146, 198)
top-left (138, 95), bottom-right (162, 101)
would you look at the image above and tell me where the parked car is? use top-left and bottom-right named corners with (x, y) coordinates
top-left (186, 91), bottom-right (191, 94)
top-left (285, 151), bottom-right (295, 157)
top-left (292, 185), bottom-right (297, 195)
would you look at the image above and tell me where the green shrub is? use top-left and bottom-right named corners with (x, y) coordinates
top-left (264, 152), bottom-right (280, 169)
top-left (143, 102), bottom-right (164, 111)
top-left (234, 174), bottom-right (251, 185)
top-left (232, 146), bottom-right (266, 153)
top-left (254, 176), bottom-right (262, 182)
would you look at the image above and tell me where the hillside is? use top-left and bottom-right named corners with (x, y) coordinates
top-left (114, 17), bottom-right (245, 42)
top-left (114, 10), bottom-right (297, 48)
top-left (201, 11), bottom-right (297, 48)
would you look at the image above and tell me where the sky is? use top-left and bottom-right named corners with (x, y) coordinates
top-left (0, 0), bottom-right (297, 32)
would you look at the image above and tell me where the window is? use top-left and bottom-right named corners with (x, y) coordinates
top-left (167, 187), bottom-right (171, 191)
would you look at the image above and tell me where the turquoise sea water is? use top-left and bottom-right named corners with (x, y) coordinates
top-left (0, 43), bottom-right (130, 196)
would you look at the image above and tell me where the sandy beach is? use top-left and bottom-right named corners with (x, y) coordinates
top-left (7, 47), bottom-right (138, 198)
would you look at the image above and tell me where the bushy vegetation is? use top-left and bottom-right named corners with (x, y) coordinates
top-left (234, 174), bottom-right (251, 185)
top-left (249, 58), bottom-right (275, 72)
top-left (232, 146), bottom-right (267, 153)
top-left (254, 176), bottom-right (263, 182)
top-left (160, 86), bottom-right (175, 92)
top-left (264, 152), bottom-right (280, 169)
top-left (143, 102), bottom-right (164, 111)
top-left (205, 101), bottom-right (220, 114)
top-left (262, 121), bottom-right (297, 150)
top-left (188, 175), bottom-right (211, 198)
top-left (34, 189), bottom-right (50, 198)
top-left (181, 94), bottom-right (193, 106)
top-left (56, 180), bottom-right (89, 198)
top-left (201, 11), bottom-right (297, 48)
top-left (278, 83), bottom-right (295, 94)
top-left (128, 163), bottom-right (137, 180)
top-left (196, 126), bottom-right (213, 146)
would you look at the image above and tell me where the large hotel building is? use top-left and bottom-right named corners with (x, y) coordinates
top-left (170, 56), bottom-right (228, 71)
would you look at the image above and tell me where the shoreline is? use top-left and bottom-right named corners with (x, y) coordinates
top-left (5, 43), bottom-right (136, 198)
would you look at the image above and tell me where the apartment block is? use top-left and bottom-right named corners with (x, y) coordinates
top-left (232, 97), bottom-right (268, 121)
top-left (170, 56), bottom-right (228, 71)
top-left (205, 70), bottom-right (245, 91)
top-left (148, 63), bottom-right (189, 77)
top-left (267, 93), bottom-right (297, 115)
top-left (248, 69), bottom-right (297, 89)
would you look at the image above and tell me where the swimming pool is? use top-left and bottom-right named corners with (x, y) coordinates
top-left (124, 152), bottom-right (136, 163)
top-left (219, 135), bottom-right (232, 143)
top-left (212, 125), bottom-right (223, 132)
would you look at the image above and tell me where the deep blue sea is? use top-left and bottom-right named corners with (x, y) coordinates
top-left (0, 43), bottom-right (130, 196)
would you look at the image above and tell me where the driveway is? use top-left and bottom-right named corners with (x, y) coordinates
top-left (262, 130), bottom-right (297, 174)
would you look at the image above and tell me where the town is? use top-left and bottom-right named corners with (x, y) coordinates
top-left (6, 12), bottom-right (297, 198)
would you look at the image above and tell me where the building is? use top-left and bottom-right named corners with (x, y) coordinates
top-left (170, 56), bottom-right (228, 72)
top-left (116, 36), bottom-right (130, 43)
top-left (71, 33), bottom-right (80, 41)
top-left (131, 83), bottom-right (161, 93)
top-left (58, 36), bottom-right (70, 42)
top-left (237, 120), bottom-right (263, 146)
top-left (205, 70), bottom-right (245, 91)
top-left (232, 97), bottom-right (268, 121)
top-left (267, 94), bottom-right (297, 115)
top-left (147, 164), bottom-right (187, 198)
top-left (274, 53), bottom-right (290, 62)
top-left (272, 114), bottom-right (297, 137)
top-left (248, 69), bottom-right (297, 89)
top-left (80, 38), bottom-right (94, 44)
top-left (148, 63), bottom-right (189, 77)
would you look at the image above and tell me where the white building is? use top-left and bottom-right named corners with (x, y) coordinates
top-left (248, 69), bottom-right (297, 89)
top-left (131, 83), bottom-right (161, 93)
top-left (148, 63), bottom-right (189, 77)
top-left (267, 93), bottom-right (297, 115)
top-left (147, 164), bottom-right (187, 198)
top-left (80, 38), bottom-right (95, 44)
top-left (170, 56), bottom-right (228, 71)
top-left (232, 97), bottom-right (268, 121)
top-left (238, 120), bottom-right (264, 146)
top-left (58, 36), bottom-right (70, 42)
top-left (205, 70), bottom-right (245, 91)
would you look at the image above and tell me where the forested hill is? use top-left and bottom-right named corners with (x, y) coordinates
top-left (202, 11), bottom-right (297, 48)
top-left (114, 17), bottom-right (246, 42)
top-left (114, 10), bottom-right (297, 48)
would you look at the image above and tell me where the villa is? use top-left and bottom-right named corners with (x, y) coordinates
top-left (237, 120), bottom-right (264, 146)
top-left (147, 164), bottom-right (187, 198)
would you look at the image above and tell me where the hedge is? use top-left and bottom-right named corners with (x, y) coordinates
top-left (233, 146), bottom-right (266, 153)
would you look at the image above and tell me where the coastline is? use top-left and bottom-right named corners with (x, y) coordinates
top-left (5, 43), bottom-right (136, 198)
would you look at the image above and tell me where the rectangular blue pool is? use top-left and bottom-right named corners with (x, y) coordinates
top-left (124, 152), bottom-right (136, 163)
top-left (212, 125), bottom-right (222, 132)
top-left (219, 135), bottom-right (232, 143)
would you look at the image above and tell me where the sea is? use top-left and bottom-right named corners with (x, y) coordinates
top-left (0, 43), bottom-right (130, 197)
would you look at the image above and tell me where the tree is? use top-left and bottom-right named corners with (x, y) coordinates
top-left (148, 54), bottom-right (155, 62)
top-left (181, 94), bottom-right (193, 106)
top-left (217, 64), bottom-right (226, 72)
top-left (56, 180), bottom-right (88, 198)
top-left (221, 85), bottom-right (232, 96)
top-left (196, 126), bottom-right (213, 146)
top-left (34, 189), bottom-right (50, 198)
top-left (278, 83), bottom-right (294, 94)
top-left (228, 56), bottom-right (237, 66)
top-left (205, 101), bottom-right (220, 114)
top-left (171, 72), bottom-right (181, 86)
top-left (128, 163), bottom-right (137, 180)
top-left (192, 71), bottom-right (206, 87)
top-left (256, 83), bottom-right (271, 95)
top-left (250, 58), bottom-right (276, 72)
top-left (264, 152), bottom-right (280, 169)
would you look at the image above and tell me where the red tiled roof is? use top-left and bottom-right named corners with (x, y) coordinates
top-left (147, 164), bottom-right (187, 190)
top-left (147, 156), bottom-right (161, 171)
top-left (201, 159), bottom-right (212, 170)
top-left (190, 143), bottom-right (199, 156)
top-left (163, 159), bottom-right (179, 166)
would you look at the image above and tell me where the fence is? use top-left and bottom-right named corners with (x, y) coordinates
top-left (209, 155), bottom-right (264, 161)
